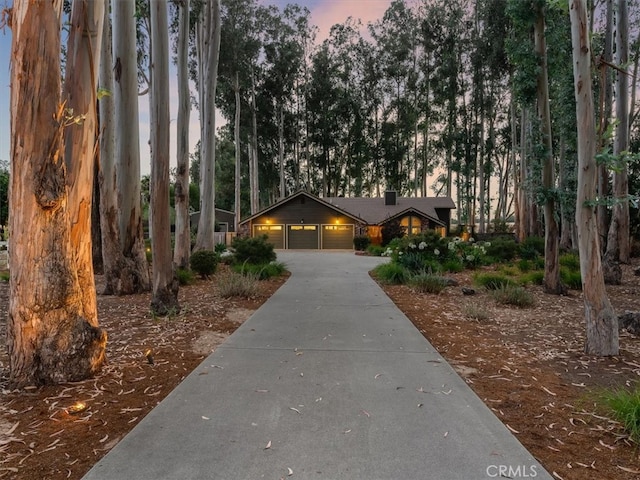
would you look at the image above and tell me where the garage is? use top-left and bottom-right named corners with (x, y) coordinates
top-left (322, 224), bottom-right (354, 249)
top-left (253, 224), bottom-right (284, 249)
top-left (287, 225), bottom-right (319, 249)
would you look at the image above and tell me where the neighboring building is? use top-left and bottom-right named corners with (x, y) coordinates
top-left (190, 208), bottom-right (236, 232)
top-left (238, 190), bottom-right (455, 250)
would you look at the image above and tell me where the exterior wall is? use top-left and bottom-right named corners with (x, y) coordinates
top-left (252, 196), bottom-right (354, 227)
top-left (434, 208), bottom-right (452, 234)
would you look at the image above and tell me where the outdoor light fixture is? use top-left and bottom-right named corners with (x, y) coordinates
top-left (65, 401), bottom-right (88, 415)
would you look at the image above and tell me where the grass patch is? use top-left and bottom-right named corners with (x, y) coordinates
top-left (217, 271), bottom-right (260, 298)
top-left (373, 262), bottom-right (409, 285)
top-left (560, 267), bottom-right (582, 290)
top-left (559, 252), bottom-right (580, 270)
top-left (462, 302), bottom-right (491, 321)
top-left (176, 268), bottom-right (196, 286)
top-left (490, 285), bottom-right (535, 308)
top-left (442, 259), bottom-right (464, 273)
top-left (599, 386), bottom-right (640, 443)
top-left (233, 261), bottom-right (287, 280)
top-left (519, 270), bottom-right (544, 285)
top-left (409, 271), bottom-right (449, 294)
top-left (473, 272), bottom-right (518, 290)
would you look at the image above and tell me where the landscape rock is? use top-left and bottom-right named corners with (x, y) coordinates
top-left (618, 311), bottom-right (640, 336)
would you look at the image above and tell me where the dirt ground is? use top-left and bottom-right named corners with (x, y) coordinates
top-left (1, 259), bottom-right (640, 480)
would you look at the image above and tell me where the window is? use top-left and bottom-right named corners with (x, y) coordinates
top-left (400, 216), bottom-right (422, 235)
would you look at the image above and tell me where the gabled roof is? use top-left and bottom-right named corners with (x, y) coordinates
top-left (325, 196), bottom-right (455, 226)
top-left (239, 190), bottom-right (367, 225)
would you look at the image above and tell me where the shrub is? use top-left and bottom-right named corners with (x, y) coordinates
top-left (353, 235), bottom-right (371, 251)
top-left (491, 285), bottom-right (535, 308)
top-left (559, 252), bottom-right (580, 271)
top-left (442, 259), bottom-right (464, 273)
top-left (214, 243), bottom-right (227, 254)
top-left (599, 387), bottom-right (640, 443)
top-left (409, 271), bottom-right (449, 294)
top-left (560, 267), bottom-right (582, 290)
top-left (233, 261), bottom-right (287, 280)
top-left (519, 271), bottom-right (544, 285)
top-left (483, 237), bottom-right (519, 262)
top-left (0, 271), bottom-right (8, 282)
top-left (519, 236), bottom-right (545, 260)
top-left (190, 250), bottom-right (219, 278)
top-left (397, 251), bottom-right (428, 273)
top-left (176, 268), bottom-right (196, 286)
top-left (373, 262), bottom-right (409, 285)
top-left (517, 259), bottom-right (533, 272)
top-left (367, 245), bottom-right (385, 256)
top-left (473, 272), bottom-right (517, 290)
top-left (217, 271), bottom-right (260, 298)
top-left (381, 219), bottom-right (406, 246)
top-left (463, 302), bottom-right (491, 321)
top-left (232, 235), bottom-right (276, 264)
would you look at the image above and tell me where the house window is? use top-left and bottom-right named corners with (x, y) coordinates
top-left (400, 216), bottom-right (422, 235)
top-left (257, 225), bottom-right (283, 231)
top-left (291, 225), bottom-right (317, 231)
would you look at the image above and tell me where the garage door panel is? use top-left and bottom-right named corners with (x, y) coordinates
top-left (253, 225), bottom-right (284, 249)
top-left (322, 225), bottom-right (354, 249)
top-left (288, 225), bottom-right (319, 249)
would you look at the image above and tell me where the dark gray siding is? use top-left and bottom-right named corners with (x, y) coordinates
top-left (252, 196), bottom-right (354, 226)
top-left (253, 224), bottom-right (284, 249)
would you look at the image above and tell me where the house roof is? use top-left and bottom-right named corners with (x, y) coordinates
top-left (239, 190), bottom-right (367, 225)
top-left (325, 196), bottom-right (455, 226)
top-left (238, 190), bottom-right (455, 227)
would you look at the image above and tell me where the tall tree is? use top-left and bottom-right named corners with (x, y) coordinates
top-left (112, 0), bottom-right (151, 292)
top-left (604, 0), bottom-right (631, 268)
top-left (194, 0), bottom-right (222, 251)
top-left (173, 0), bottom-right (192, 269)
top-left (569, 0), bottom-right (618, 356)
top-left (533, 2), bottom-right (563, 294)
top-left (8, 0), bottom-right (107, 388)
top-left (150, 0), bottom-right (180, 315)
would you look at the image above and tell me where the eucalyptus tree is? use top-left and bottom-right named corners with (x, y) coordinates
top-left (569, 0), bottom-right (618, 356)
top-left (604, 0), bottom-right (631, 269)
top-left (173, 0), bottom-right (192, 270)
top-left (149, 0), bottom-right (180, 315)
top-left (112, 0), bottom-right (151, 293)
top-left (8, 0), bottom-right (107, 387)
top-left (194, 0), bottom-right (222, 251)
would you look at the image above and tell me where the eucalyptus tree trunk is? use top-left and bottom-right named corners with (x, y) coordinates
top-left (569, 0), bottom-right (618, 356)
top-left (597, 0), bottom-right (614, 250)
top-left (534, 7), bottom-right (563, 294)
top-left (63, 0), bottom-right (105, 324)
top-left (8, 0), bottom-right (107, 388)
top-left (150, 0), bottom-right (180, 316)
top-left (98, 0), bottom-right (127, 295)
top-left (279, 105), bottom-right (285, 199)
top-left (250, 66), bottom-right (259, 214)
top-left (194, 0), bottom-right (221, 252)
top-left (234, 71), bottom-right (242, 232)
top-left (516, 107), bottom-right (528, 242)
top-left (112, 0), bottom-right (150, 292)
top-left (605, 0), bottom-right (630, 268)
top-left (174, 0), bottom-right (191, 269)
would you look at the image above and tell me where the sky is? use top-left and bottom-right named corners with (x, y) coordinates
top-left (0, 0), bottom-right (400, 176)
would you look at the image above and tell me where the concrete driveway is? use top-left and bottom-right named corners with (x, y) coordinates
top-left (83, 251), bottom-right (551, 480)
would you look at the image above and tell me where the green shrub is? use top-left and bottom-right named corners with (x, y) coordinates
top-left (373, 262), bottom-right (409, 285)
top-left (0, 271), bottom-right (9, 282)
top-left (519, 236), bottom-right (545, 260)
top-left (491, 285), bottom-right (535, 308)
top-left (473, 272), bottom-right (518, 290)
top-left (232, 235), bottom-right (276, 264)
top-left (599, 387), bottom-right (640, 443)
top-left (381, 219), bottom-right (406, 246)
top-left (409, 271), bottom-right (449, 294)
top-left (483, 237), bottom-right (519, 262)
top-left (353, 235), bottom-right (371, 251)
top-left (397, 251), bottom-right (428, 273)
top-left (560, 267), bottom-right (582, 290)
top-left (442, 259), bottom-right (464, 273)
top-left (517, 259), bottom-right (533, 272)
top-left (367, 245), bottom-right (385, 256)
top-left (519, 270), bottom-right (544, 285)
top-left (176, 268), bottom-right (196, 286)
top-left (190, 250), bottom-right (219, 278)
top-left (559, 252), bottom-right (580, 270)
top-left (217, 271), bottom-right (260, 298)
top-left (214, 243), bottom-right (227, 254)
top-left (233, 261), bottom-right (287, 280)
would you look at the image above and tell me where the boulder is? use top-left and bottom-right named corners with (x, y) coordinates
top-left (618, 312), bottom-right (640, 336)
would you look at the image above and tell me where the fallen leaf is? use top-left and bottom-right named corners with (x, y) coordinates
top-left (617, 466), bottom-right (640, 474)
top-left (287, 467), bottom-right (294, 476)
top-left (289, 407), bottom-right (301, 414)
top-left (202, 416), bottom-right (210, 420)
top-left (265, 440), bottom-right (271, 450)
